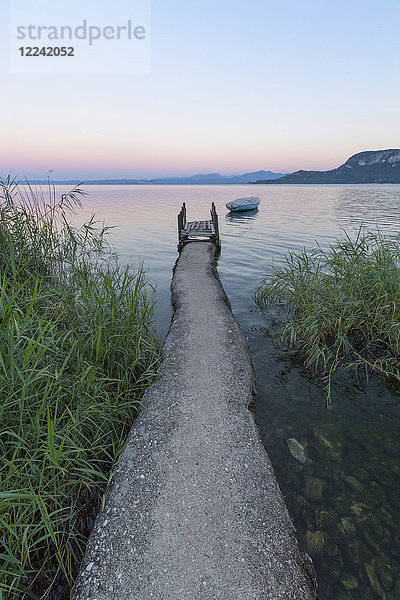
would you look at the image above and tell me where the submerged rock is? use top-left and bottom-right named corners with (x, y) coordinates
top-left (354, 467), bottom-right (369, 482)
top-left (364, 531), bottom-right (382, 554)
top-left (325, 538), bottom-right (339, 557)
top-left (331, 494), bottom-right (348, 515)
top-left (340, 517), bottom-right (356, 536)
top-left (286, 438), bottom-right (309, 464)
top-left (363, 514), bottom-right (386, 553)
top-left (378, 506), bottom-right (396, 528)
top-left (342, 537), bottom-right (364, 566)
top-left (344, 475), bottom-right (364, 492)
top-left (304, 476), bottom-right (324, 502)
top-left (313, 427), bottom-right (342, 461)
top-left (350, 502), bottom-right (369, 520)
top-left (296, 494), bottom-right (310, 507)
top-left (390, 462), bottom-right (400, 476)
top-left (369, 480), bottom-right (387, 504)
top-left (341, 574), bottom-right (358, 590)
top-left (364, 561), bottom-right (384, 597)
top-left (365, 514), bottom-right (385, 538)
top-left (329, 551), bottom-right (345, 580)
top-left (305, 530), bottom-right (325, 554)
top-left (316, 507), bottom-right (337, 530)
top-left (374, 557), bottom-right (393, 589)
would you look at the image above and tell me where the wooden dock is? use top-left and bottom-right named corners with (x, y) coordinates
top-left (177, 202), bottom-right (220, 252)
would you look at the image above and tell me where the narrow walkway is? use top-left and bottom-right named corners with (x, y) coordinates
top-left (72, 243), bottom-right (317, 600)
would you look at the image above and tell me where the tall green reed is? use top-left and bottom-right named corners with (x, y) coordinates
top-left (255, 229), bottom-right (400, 404)
top-left (0, 177), bottom-right (159, 598)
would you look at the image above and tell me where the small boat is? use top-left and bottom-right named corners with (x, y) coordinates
top-left (226, 196), bottom-right (260, 212)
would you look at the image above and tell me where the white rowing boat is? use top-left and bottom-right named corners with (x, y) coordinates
top-left (226, 196), bottom-right (260, 212)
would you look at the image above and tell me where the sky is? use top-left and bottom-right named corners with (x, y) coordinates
top-left (1, 0), bottom-right (399, 179)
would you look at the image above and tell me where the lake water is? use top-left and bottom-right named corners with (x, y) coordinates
top-left (67, 183), bottom-right (400, 600)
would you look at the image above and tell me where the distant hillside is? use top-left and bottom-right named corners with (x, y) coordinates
top-left (254, 150), bottom-right (400, 184)
top-left (29, 170), bottom-right (286, 186)
top-left (147, 170), bottom-right (286, 184)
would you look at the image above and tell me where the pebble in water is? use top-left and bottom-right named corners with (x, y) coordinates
top-left (341, 574), bottom-right (358, 590)
top-left (305, 530), bottom-right (325, 555)
top-left (344, 475), bottom-right (364, 492)
top-left (286, 437), bottom-right (310, 464)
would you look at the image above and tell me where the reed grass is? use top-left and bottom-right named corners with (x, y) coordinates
top-left (255, 230), bottom-right (400, 403)
top-left (0, 177), bottom-right (159, 598)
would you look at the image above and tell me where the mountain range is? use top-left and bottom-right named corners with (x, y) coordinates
top-left (33, 170), bottom-right (286, 186)
top-left (254, 149), bottom-right (400, 184)
top-left (143, 170), bottom-right (287, 184)
top-left (20, 150), bottom-right (400, 186)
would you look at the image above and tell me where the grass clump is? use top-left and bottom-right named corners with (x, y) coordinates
top-left (255, 230), bottom-right (400, 403)
top-left (0, 177), bottom-right (159, 598)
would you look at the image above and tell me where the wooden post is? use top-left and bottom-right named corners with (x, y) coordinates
top-left (178, 211), bottom-right (182, 240)
top-left (211, 202), bottom-right (220, 249)
top-left (178, 209), bottom-right (183, 251)
top-left (178, 204), bottom-right (187, 252)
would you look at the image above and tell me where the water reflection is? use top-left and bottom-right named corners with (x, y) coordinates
top-left (225, 207), bottom-right (259, 222)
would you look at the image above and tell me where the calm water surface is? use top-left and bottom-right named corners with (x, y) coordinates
top-left (67, 184), bottom-right (400, 599)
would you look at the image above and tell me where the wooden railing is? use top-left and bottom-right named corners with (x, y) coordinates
top-left (177, 202), bottom-right (220, 252)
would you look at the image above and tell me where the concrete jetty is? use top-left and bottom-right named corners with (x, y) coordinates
top-left (72, 242), bottom-right (317, 600)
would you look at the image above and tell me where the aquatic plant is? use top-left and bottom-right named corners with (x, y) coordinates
top-left (0, 176), bottom-right (159, 598)
top-left (255, 229), bottom-right (400, 403)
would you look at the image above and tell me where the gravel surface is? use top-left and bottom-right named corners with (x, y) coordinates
top-left (72, 242), bottom-right (318, 600)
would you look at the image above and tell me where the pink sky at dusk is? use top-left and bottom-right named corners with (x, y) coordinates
top-left (1, 0), bottom-right (399, 180)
